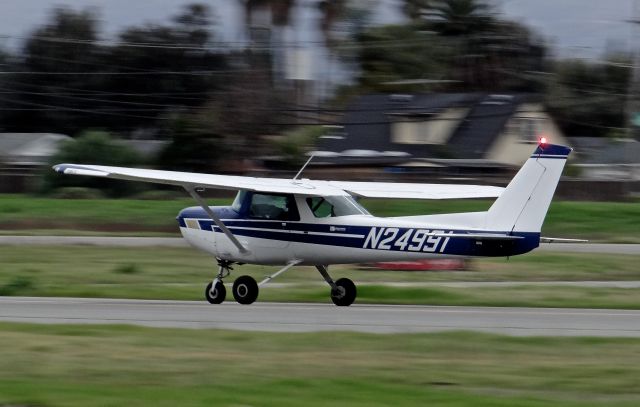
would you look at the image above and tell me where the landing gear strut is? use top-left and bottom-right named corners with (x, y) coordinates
top-left (316, 265), bottom-right (357, 306)
top-left (205, 259), bottom-right (232, 304)
top-left (205, 259), bottom-right (260, 305)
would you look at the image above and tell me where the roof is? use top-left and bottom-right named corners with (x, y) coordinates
top-left (0, 133), bottom-right (72, 165)
top-left (314, 93), bottom-right (538, 164)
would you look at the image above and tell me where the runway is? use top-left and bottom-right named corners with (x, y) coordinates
top-left (1, 297), bottom-right (639, 337)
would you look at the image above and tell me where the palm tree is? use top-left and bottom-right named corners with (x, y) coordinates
top-left (401, 0), bottom-right (432, 23)
top-left (317, 0), bottom-right (347, 43)
top-left (427, 0), bottom-right (492, 36)
top-left (241, 0), bottom-right (295, 32)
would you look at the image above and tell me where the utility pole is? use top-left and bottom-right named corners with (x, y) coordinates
top-left (627, 0), bottom-right (640, 139)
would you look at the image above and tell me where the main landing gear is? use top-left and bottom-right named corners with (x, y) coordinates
top-left (316, 265), bottom-right (357, 306)
top-left (204, 260), bottom-right (356, 306)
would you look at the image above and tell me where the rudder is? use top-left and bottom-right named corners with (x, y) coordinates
top-left (485, 143), bottom-right (571, 233)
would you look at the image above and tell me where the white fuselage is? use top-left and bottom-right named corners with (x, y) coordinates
top-left (177, 194), bottom-right (540, 266)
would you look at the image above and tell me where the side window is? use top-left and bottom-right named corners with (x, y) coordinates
top-left (306, 197), bottom-right (333, 218)
top-left (249, 193), bottom-right (300, 221)
top-left (306, 196), bottom-right (369, 218)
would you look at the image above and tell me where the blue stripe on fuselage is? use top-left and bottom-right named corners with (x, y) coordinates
top-left (177, 207), bottom-right (540, 257)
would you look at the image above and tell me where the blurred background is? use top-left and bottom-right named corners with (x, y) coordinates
top-left (0, 0), bottom-right (638, 200)
top-left (2, 3), bottom-right (640, 406)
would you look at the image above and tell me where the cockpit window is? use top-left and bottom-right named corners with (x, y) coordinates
top-left (306, 195), bottom-right (370, 218)
top-left (249, 193), bottom-right (300, 221)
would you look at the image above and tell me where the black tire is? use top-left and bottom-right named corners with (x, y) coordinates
top-left (232, 275), bottom-right (259, 305)
top-left (331, 278), bottom-right (356, 306)
top-left (205, 281), bottom-right (226, 304)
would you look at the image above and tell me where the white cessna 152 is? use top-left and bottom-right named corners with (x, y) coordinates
top-left (54, 141), bottom-right (578, 306)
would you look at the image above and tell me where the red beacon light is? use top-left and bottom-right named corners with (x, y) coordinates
top-left (539, 136), bottom-right (548, 146)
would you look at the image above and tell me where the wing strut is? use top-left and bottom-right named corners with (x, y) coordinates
top-left (184, 187), bottom-right (249, 254)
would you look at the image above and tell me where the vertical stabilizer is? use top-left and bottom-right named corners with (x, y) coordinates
top-left (485, 144), bottom-right (571, 233)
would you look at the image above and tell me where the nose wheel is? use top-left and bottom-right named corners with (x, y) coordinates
top-left (204, 260), bottom-right (259, 305)
top-left (205, 281), bottom-right (226, 304)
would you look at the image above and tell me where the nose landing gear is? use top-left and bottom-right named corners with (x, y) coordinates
top-left (205, 260), bottom-right (232, 304)
top-left (204, 260), bottom-right (259, 305)
top-left (205, 281), bottom-right (226, 304)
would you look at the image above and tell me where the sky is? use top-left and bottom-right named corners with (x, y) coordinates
top-left (0, 0), bottom-right (636, 59)
top-left (500, 0), bottom-right (635, 58)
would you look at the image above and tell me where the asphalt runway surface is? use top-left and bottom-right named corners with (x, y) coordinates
top-left (1, 297), bottom-right (639, 337)
top-left (0, 236), bottom-right (637, 254)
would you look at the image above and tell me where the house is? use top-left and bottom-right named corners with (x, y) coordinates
top-left (312, 93), bottom-right (570, 177)
top-left (0, 133), bottom-right (72, 166)
top-left (0, 133), bottom-right (73, 192)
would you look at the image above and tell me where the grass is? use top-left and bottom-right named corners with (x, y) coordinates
top-left (0, 323), bottom-right (640, 406)
top-left (0, 194), bottom-right (639, 241)
top-left (0, 194), bottom-right (194, 233)
top-left (1, 245), bottom-right (640, 308)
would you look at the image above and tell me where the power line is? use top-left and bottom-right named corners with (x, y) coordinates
top-left (0, 33), bottom-right (449, 52)
top-left (0, 70), bottom-right (237, 76)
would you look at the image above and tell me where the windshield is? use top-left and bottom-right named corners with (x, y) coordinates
top-left (231, 190), bottom-right (247, 213)
top-left (306, 195), bottom-right (370, 218)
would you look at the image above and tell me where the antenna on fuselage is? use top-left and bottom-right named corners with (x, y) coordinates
top-left (293, 154), bottom-right (315, 181)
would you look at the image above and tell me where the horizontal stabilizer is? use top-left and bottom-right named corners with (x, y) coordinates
top-left (540, 237), bottom-right (589, 243)
top-left (429, 232), bottom-right (523, 240)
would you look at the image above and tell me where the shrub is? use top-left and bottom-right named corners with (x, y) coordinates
top-left (113, 264), bottom-right (141, 274)
top-left (42, 130), bottom-right (145, 198)
top-left (50, 187), bottom-right (106, 200)
top-left (0, 276), bottom-right (35, 296)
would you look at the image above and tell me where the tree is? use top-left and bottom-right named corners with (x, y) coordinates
top-left (318, 0), bottom-right (348, 47)
top-left (361, 0), bottom-right (546, 92)
top-left (2, 7), bottom-right (105, 134)
top-left (106, 3), bottom-right (227, 132)
top-left (42, 131), bottom-right (144, 197)
top-left (242, 0), bottom-right (296, 30)
top-left (427, 0), bottom-right (493, 37)
top-left (157, 112), bottom-right (226, 173)
top-left (402, 0), bottom-right (432, 23)
top-left (546, 55), bottom-right (631, 138)
top-left (355, 24), bottom-right (453, 91)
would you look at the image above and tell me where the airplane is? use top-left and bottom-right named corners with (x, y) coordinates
top-left (53, 140), bottom-right (582, 306)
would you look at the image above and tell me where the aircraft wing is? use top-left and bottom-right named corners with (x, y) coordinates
top-left (53, 164), bottom-right (345, 196)
top-left (54, 164), bottom-right (504, 199)
top-left (320, 181), bottom-right (504, 199)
